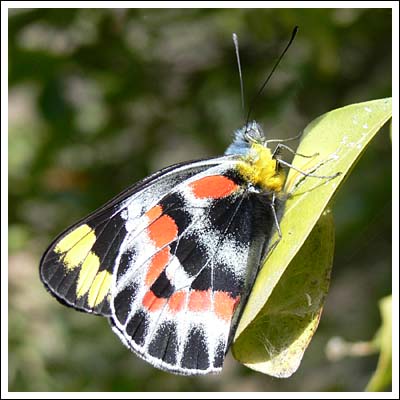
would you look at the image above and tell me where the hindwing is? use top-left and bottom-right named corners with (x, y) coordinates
top-left (109, 165), bottom-right (277, 375)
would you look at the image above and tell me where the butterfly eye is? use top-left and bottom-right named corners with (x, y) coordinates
top-left (243, 131), bottom-right (253, 143)
top-left (243, 130), bottom-right (258, 144)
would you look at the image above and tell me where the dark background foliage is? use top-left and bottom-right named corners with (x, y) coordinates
top-left (8, 8), bottom-right (392, 391)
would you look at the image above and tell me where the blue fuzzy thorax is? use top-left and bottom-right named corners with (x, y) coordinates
top-left (224, 121), bottom-right (267, 156)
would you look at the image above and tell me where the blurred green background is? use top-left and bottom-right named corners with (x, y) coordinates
top-left (8, 8), bottom-right (392, 391)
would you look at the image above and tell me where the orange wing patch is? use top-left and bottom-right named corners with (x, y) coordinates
top-left (145, 205), bottom-right (163, 223)
top-left (142, 290), bottom-right (166, 312)
top-left (188, 289), bottom-right (212, 312)
top-left (189, 175), bottom-right (238, 199)
top-left (147, 215), bottom-right (178, 248)
top-left (168, 291), bottom-right (187, 314)
top-left (145, 247), bottom-right (170, 286)
top-left (214, 291), bottom-right (240, 322)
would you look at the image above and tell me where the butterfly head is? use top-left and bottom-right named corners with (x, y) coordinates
top-left (224, 121), bottom-right (267, 156)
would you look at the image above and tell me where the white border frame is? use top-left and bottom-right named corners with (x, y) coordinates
top-left (2, 2), bottom-right (398, 398)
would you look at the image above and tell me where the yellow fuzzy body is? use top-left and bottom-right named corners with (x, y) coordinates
top-left (236, 143), bottom-right (286, 192)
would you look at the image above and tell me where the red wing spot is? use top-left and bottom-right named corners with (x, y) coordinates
top-left (214, 291), bottom-right (240, 321)
top-left (147, 215), bottom-right (178, 248)
top-left (168, 291), bottom-right (186, 314)
top-left (142, 290), bottom-right (166, 312)
top-left (145, 205), bottom-right (163, 223)
top-left (145, 247), bottom-right (170, 287)
top-left (188, 289), bottom-right (211, 312)
top-left (189, 175), bottom-right (238, 199)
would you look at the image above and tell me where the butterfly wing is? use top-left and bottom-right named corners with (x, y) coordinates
top-left (39, 158), bottom-right (229, 316)
top-left (109, 164), bottom-right (278, 375)
top-left (40, 155), bottom-right (279, 375)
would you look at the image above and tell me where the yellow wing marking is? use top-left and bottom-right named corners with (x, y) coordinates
top-left (54, 224), bottom-right (96, 270)
top-left (88, 270), bottom-right (113, 308)
top-left (76, 252), bottom-right (100, 298)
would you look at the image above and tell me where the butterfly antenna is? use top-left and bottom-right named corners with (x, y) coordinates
top-left (245, 26), bottom-right (299, 130)
top-left (233, 33), bottom-right (245, 113)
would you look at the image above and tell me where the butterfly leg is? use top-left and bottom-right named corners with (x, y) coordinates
top-left (258, 192), bottom-right (282, 271)
top-left (269, 192), bottom-right (282, 249)
top-left (272, 142), bottom-right (319, 159)
top-left (279, 158), bottom-right (341, 196)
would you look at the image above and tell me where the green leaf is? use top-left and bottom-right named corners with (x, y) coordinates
top-left (232, 208), bottom-right (335, 377)
top-left (366, 295), bottom-right (392, 392)
top-left (232, 98), bottom-right (392, 376)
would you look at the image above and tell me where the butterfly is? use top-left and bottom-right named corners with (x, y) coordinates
top-left (40, 118), bottom-right (300, 374)
top-left (38, 25), bottom-right (341, 375)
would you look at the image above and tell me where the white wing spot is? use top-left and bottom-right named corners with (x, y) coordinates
top-left (165, 256), bottom-right (192, 290)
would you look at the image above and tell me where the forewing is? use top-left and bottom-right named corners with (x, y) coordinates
top-left (39, 158), bottom-right (229, 316)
